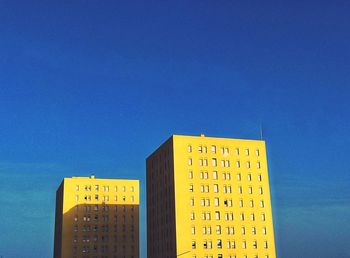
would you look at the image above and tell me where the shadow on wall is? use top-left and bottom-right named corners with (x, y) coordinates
top-left (54, 203), bottom-right (139, 258)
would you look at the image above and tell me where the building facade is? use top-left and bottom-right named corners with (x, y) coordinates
top-left (146, 134), bottom-right (276, 258)
top-left (54, 176), bottom-right (139, 258)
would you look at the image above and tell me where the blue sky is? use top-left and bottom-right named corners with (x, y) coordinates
top-left (0, 1), bottom-right (350, 257)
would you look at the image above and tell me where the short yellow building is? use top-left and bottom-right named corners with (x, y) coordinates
top-left (53, 176), bottom-right (139, 258)
top-left (146, 134), bottom-right (276, 258)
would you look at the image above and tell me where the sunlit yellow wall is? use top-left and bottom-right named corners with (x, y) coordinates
top-left (173, 134), bottom-right (276, 258)
top-left (146, 134), bottom-right (276, 258)
top-left (54, 176), bottom-right (139, 258)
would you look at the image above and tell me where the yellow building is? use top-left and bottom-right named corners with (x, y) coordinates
top-left (53, 176), bottom-right (139, 258)
top-left (146, 134), bottom-right (276, 258)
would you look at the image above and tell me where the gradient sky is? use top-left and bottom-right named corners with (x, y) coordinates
top-left (1, 1), bottom-right (350, 258)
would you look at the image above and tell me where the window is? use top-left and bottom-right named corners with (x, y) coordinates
top-left (130, 186), bottom-right (134, 192)
top-left (260, 200), bottom-right (265, 208)
top-left (217, 239), bottom-right (222, 249)
top-left (214, 197), bottom-right (219, 206)
top-left (205, 199), bottom-right (210, 206)
top-left (237, 173), bottom-right (241, 181)
top-left (188, 158), bottom-right (193, 166)
top-left (189, 171), bottom-right (193, 179)
top-left (190, 212), bottom-right (195, 220)
top-left (200, 171), bottom-right (204, 179)
top-left (94, 194), bottom-right (98, 201)
top-left (207, 212), bottom-right (211, 220)
top-left (189, 184), bottom-right (194, 192)
top-left (221, 160), bottom-right (225, 167)
top-left (204, 159), bottom-right (208, 166)
top-left (192, 241), bottom-right (196, 249)
top-left (215, 211), bottom-right (220, 220)
top-left (262, 227), bottom-right (267, 235)
top-left (245, 148), bottom-right (250, 156)
top-left (214, 184), bottom-right (219, 193)
top-left (204, 171), bottom-right (208, 179)
top-left (264, 241), bottom-right (268, 249)
top-left (248, 187), bottom-right (253, 194)
top-left (204, 241), bottom-right (208, 249)
top-left (198, 146), bottom-right (203, 153)
top-left (188, 145), bottom-right (192, 152)
top-left (250, 200), bottom-right (254, 207)
top-left (241, 227), bottom-right (245, 235)
top-left (246, 161), bottom-right (250, 168)
top-left (203, 227), bottom-right (207, 234)
top-left (257, 162), bottom-right (261, 169)
top-left (235, 161), bottom-right (240, 168)
top-left (256, 149), bottom-right (260, 156)
top-left (122, 186), bottom-right (126, 192)
top-left (212, 158), bottom-right (217, 167)
top-left (240, 213), bottom-right (245, 221)
top-left (75, 185), bottom-right (79, 191)
top-left (247, 174), bottom-right (252, 181)
top-left (203, 146), bottom-right (207, 153)
top-left (235, 148), bottom-right (240, 155)
top-left (261, 213), bottom-right (266, 221)
top-left (216, 225), bottom-right (221, 234)
top-left (114, 186), bottom-right (118, 192)
top-left (258, 174), bottom-right (262, 181)
top-left (231, 240), bottom-right (236, 249)
top-left (242, 240), bottom-right (247, 249)
top-left (251, 213), bottom-right (255, 221)
top-left (190, 198), bottom-right (195, 206)
top-left (252, 227), bottom-right (256, 235)
top-left (259, 187), bottom-right (263, 194)
top-left (211, 145), bottom-right (216, 153)
top-left (253, 240), bottom-right (257, 249)
top-left (238, 186), bottom-right (242, 194)
top-left (75, 195), bottom-right (79, 201)
top-left (213, 171), bottom-right (218, 179)
top-left (191, 226), bottom-right (196, 235)
top-left (239, 200), bottom-right (243, 207)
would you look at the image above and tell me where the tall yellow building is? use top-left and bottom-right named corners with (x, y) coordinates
top-left (146, 134), bottom-right (276, 258)
top-left (53, 176), bottom-right (139, 258)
